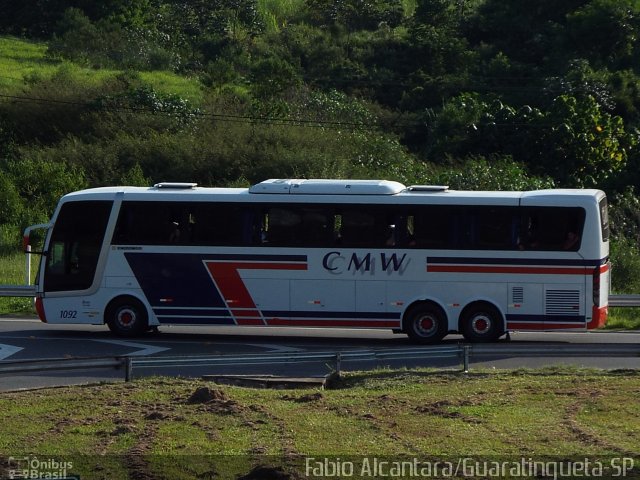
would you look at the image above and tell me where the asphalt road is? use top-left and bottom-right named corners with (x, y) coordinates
top-left (0, 317), bottom-right (639, 391)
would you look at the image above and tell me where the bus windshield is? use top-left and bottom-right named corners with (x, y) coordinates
top-left (43, 201), bottom-right (112, 292)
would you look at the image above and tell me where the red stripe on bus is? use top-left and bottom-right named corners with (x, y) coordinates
top-left (205, 261), bottom-right (307, 325)
top-left (427, 265), bottom-right (588, 275)
top-left (267, 318), bottom-right (399, 328)
top-left (506, 322), bottom-right (584, 330)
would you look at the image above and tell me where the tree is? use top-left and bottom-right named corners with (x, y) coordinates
top-left (539, 95), bottom-right (633, 187)
top-left (566, 0), bottom-right (640, 69)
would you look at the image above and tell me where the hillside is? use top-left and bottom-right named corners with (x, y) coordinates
top-left (0, 1), bottom-right (640, 293)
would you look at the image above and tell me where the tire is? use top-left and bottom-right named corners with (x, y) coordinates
top-left (460, 303), bottom-right (503, 343)
top-left (403, 303), bottom-right (448, 344)
top-left (106, 296), bottom-right (148, 337)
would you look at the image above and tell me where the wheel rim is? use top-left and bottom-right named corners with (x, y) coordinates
top-left (117, 308), bottom-right (136, 328)
top-left (416, 314), bottom-right (437, 337)
top-left (471, 314), bottom-right (491, 335)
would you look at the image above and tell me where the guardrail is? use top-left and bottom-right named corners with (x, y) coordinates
top-left (0, 356), bottom-right (126, 375)
top-left (0, 285), bottom-right (36, 297)
top-left (1, 344), bottom-right (637, 384)
top-left (128, 345), bottom-right (470, 378)
top-left (609, 294), bottom-right (640, 307)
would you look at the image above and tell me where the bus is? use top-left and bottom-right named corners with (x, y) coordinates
top-left (23, 179), bottom-right (610, 343)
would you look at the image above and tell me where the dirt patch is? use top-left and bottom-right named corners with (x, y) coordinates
top-left (415, 400), bottom-right (483, 424)
top-left (238, 465), bottom-right (303, 479)
top-left (563, 399), bottom-right (636, 457)
top-left (187, 386), bottom-right (229, 404)
top-left (185, 386), bottom-right (244, 415)
top-left (144, 411), bottom-right (169, 421)
top-left (0, 457), bottom-right (8, 479)
top-left (281, 392), bottom-right (324, 403)
top-left (124, 422), bottom-right (158, 480)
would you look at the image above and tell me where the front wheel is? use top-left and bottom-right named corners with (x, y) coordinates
top-left (403, 303), bottom-right (448, 344)
top-left (460, 303), bottom-right (503, 343)
top-left (106, 296), bottom-right (148, 337)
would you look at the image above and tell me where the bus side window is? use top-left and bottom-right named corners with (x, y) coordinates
top-left (521, 207), bottom-right (585, 251)
top-left (412, 207), bottom-right (449, 248)
top-left (475, 207), bottom-right (516, 250)
top-left (300, 209), bottom-right (333, 246)
top-left (263, 208), bottom-right (301, 245)
top-left (339, 209), bottom-right (390, 247)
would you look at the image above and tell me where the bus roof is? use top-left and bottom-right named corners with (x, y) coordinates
top-left (59, 180), bottom-right (605, 205)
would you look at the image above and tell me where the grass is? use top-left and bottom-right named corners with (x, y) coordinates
top-left (0, 36), bottom-right (203, 103)
top-left (606, 307), bottom-right (640, 329)
top-left (0, 369), bottom-right (637, 479)
top-left (0, 251), bottom-right (37, 315)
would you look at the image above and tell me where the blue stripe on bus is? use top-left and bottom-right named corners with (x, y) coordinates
top-left (125, 253), bottom-right (228, 308)
top-left (156, 317), bottom-right (236, 325)
top-left (204, 253), bottom-right (307, 262)
top-left (153, 308), bottom-right (231, 317)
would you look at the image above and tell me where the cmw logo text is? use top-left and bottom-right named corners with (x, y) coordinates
top-left (322, 252), bottom-right (409, 275)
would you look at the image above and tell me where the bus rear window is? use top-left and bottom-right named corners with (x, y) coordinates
top-left (599, 197), bottom-right (609, 242)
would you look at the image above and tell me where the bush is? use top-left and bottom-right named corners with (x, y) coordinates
top-left (428, 156), bottom-right (555, 191)
top-left (610, 236), bottom-right (640, 293)
top-left (48, 8), bottom-right (178, 70)
top-left (609, 187), bottom-right (640, 241)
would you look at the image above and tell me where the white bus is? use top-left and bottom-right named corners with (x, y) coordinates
top-left (24, 179), bottom-right (610, 343)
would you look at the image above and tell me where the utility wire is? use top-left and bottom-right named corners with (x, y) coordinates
top-left (0, 93), bottom-right (391, 130)
top-left (0, 92), bottom-right (574, 130)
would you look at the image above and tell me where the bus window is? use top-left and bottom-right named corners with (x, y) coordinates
top-left (113, 202), bottom-right (175, 245)
top-left (262, 207), bottom-right (301, 245)
top-left (599, 197), bottom-right (609, 242)
top-left (520, 207), bottom-right (585, 251)
top-left (113, 202), bottom-right (250, 246)
top-left (300, 208), bottom-right (333, 246)
top-left (412, 206), bottom-right (453, 249)
top-left (259, 206), bottom-right (334, 247)
top-left (44, 201), bottom-right (112, 292)
top-left (338, 208), bottom-right (394, 248)
top-left (474, 207), bottom-right (518, 250)
top-left (191, 203), bottom-right (249, 246)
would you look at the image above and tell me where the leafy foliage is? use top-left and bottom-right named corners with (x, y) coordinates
top-left (2, 0), bottom-right (640, 270)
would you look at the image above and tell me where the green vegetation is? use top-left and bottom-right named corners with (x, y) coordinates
top-left (1, 1), bottom-right (640, 299)
top-left (0, 370), bottom-right (637, 479)
top-left (0, 252), bottom-right (36, 315)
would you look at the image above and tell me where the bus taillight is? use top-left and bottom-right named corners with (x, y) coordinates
top-left (593, 267), bottom-right (601, 307)
top-left (35, 296), bottom-right (47, 323)
top-left (589, 263), bottom-right (609, 329)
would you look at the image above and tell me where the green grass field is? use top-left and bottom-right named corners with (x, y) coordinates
top-left (0, 251), bottom-right (36, 315)
top-left (0, 369), bottom-right (637, 479)
top-left (0, 36), bottom-right (203, 102)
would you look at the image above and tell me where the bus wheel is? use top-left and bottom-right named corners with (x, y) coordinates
top-left (460, 303), bottom-right (503, 343)
top-left (403, 303), bottom-right (448, 344)
top-left (106, 296), bottom-right (148, 337)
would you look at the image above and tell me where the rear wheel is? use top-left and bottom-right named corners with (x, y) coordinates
top-left (460, 303), bottom-right (503, 343)
top-left (403, 303), bottom-right (448, 344)
top-left (106, 296), bottom-right (148, 337)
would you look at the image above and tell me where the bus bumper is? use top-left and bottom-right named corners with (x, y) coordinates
top-left (587, 305), bottom-right (608, 329)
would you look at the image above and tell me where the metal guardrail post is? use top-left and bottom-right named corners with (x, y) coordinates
top-left (334, 352), bottom-right (342, 376)
top-left (462, 345), bottom-right (470, 373)
top-left (125, 357), bottom-right (133, 382)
